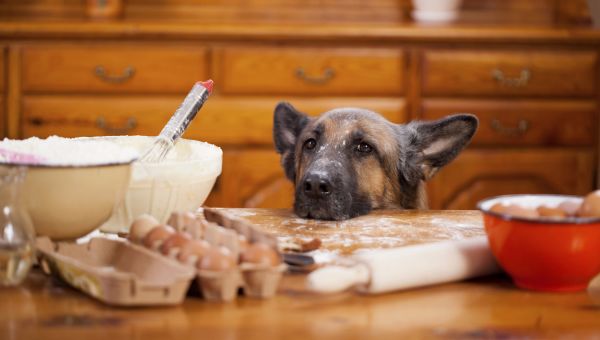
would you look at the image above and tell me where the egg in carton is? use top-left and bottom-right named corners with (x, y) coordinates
top-left (168, 211), bottom-right (204, 239)
top-left (199, 220), bottom-right (285, 301)
top-left (195, 243), bottom-right (241, 302)
top-left (202, 221), bottom-right (241, 259)
top-left (127, 210), bottom-right (286, 302)
top-left (239, 242), bottom-right (286, 299)
top-left (202, 208), bottom-right (286, 299)
top-left (127, 213), bottom-right (239, 301)
top-left (133, 211), bottom-right (205, 260)
top-left (189, 221), bottom-right (241, 302)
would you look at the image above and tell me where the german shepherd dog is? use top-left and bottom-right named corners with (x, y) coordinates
top-left (273, 102), bottom-right (478, 220)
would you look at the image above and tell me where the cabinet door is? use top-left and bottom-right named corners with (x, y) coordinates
top-left (428, 149), bottom-right (595, 209)
top-left (204, 148), bottom-right (294, 209)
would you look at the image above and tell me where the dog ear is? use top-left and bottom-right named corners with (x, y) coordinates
top-left (273, 102), bottom-right (310, 181)
top-left (408, 114), bottom-right (478, 180)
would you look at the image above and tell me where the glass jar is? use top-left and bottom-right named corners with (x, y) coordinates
top-left (0, 167), bottom-right (35, 286)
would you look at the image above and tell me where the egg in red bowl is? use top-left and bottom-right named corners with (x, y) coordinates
top-left (478, 194), bottom-right (600, 292)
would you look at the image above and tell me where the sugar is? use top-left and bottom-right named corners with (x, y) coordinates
top-left (0, 136), bottom-right (139, 166)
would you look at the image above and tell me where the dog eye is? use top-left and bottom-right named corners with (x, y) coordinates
top-left (304, 138), bottom-right (317, 150)
top-left (356, 142), bottom-right (373, 153)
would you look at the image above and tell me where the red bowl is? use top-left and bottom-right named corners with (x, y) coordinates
top-left (478, 195), bottom-right (600, 292)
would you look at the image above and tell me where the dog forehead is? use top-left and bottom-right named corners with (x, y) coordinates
top-left (312, 108), bottom-right (395, 138)
top-left (319, 107), bottom-right (387, 123)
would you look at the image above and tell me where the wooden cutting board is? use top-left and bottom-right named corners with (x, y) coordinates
top-left (203, 208), bottom-right (485, 256)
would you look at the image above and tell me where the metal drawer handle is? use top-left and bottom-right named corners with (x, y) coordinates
top-left (95, 116), bottom-right (137, 135)
top-left (94, 65), bottom-right (136, 84)
top-left (295, 67), bottom-right (335, 84)
top-left (491, 68), bottom-right (530, 87)
top-left (490, 119), bottom-right (530, 136)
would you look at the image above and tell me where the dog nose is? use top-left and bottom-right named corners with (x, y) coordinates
top-left (303, 173), bottom-right (332, 198)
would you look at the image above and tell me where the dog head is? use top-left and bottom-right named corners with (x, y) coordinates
top-left (273, 102), bottom-right (478, 220)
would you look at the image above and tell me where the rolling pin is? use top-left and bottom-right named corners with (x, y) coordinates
top-left (307, 236), bottom-right (500, 294)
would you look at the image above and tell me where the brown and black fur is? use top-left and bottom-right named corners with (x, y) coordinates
top-left (273, 102), bottom-right (478, 220)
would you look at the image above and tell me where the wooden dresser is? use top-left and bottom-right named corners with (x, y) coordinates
top-left (0, 0), bottom-right (598, 210)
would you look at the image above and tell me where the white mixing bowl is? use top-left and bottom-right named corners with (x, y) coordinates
top-left (100, 136), bottom-right (222, 233)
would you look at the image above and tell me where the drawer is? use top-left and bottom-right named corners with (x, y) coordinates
top-left (23, 96), bottom-right (171, 137)
top-left (217, 47), bottom-right (405, 96)
top-left (421, 50), bottom-right (597, 97)
top-left (428, 149), bottom-right (595, 209)
top-left (422, 100), bottom-right (596, 146)
top-left (22, 96), bottom-right (407, 145)
top-left (21, 46), bottom-right (209, 94)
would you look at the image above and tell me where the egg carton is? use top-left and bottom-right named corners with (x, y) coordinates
top-left (36, 237), bottom-right (195, 306)
top-left (129, 210), bottom-right (286, 302)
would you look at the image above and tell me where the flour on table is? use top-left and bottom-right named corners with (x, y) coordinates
top-left (222, 209), bottom-right (486, 256)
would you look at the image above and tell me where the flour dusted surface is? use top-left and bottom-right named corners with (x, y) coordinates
top-left (207, 208), bottom-right (485, 257)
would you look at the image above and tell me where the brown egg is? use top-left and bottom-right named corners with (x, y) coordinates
top-left (558, 200), bottom-right (582, 217)
top-left (167, 211), bottom-right (202, 238)
top-left (177, 239), bottom-right (211, 265)
top-left (489, 202), bottom-right (508, 214)
top-left (537, 206), bottom-right (567, 219)
top-left (504, 204), bottom-right (539, 219)
top-left (238, 235), bottom-right (249, 252)
top-left (197, 246), bottom-right (236, 272)
top-left (578, 190), bottom-right (600, 218)
top-left (128, 214), bottom-right (159, 243)
top-left (143, 225), bottom-right (176, 250)
top-left (240, 243), bottom-right (280, 266)
top-left (160, 232), bottom-right (193, 256)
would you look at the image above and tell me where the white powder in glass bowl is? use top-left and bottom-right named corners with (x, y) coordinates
top-left (99, 136), bottom-right (223, 232)
top-left (0, 136), bottom-right (139, 166)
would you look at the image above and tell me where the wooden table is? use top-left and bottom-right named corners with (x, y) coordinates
top-left (2, 269), bottom-right (599, 339)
